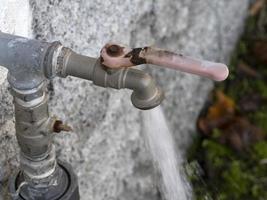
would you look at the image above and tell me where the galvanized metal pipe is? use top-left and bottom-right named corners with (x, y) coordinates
top-left (12, 81), bottom-right (57, 178)
top-left (0, 31), bottom-right (58, 90)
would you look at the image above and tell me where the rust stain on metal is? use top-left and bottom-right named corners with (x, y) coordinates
top-left (106, 44), bottom-right (124, 57)
top-left (100, 56), bottom-right (104, 63)
top-left (53, 120), bottom-right (72, 133)
top-left (99, 55), bottom-right (108, 68)
top-left (150, 49), bottom-right (178, 58)
top-left (124, 47), bottom-right (147, 65)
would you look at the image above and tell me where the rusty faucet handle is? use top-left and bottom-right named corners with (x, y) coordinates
top-left (100, 43), bottom-right (229, 81)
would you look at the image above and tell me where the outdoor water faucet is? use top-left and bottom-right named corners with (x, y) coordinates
top-left (0, 31), bottom-right (229, 200)
top-left (51, 46), bottom-right (164, 110)
top-left (48, 42), bottom-right (228, 110)
top-left (0, 32), bottom-right (229, 110)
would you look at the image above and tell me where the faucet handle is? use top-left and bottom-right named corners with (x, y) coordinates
top-left (100, 43), bottom-right (229, 81)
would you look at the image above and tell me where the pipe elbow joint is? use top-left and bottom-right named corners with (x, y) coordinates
top-left (126, 69), bottom-right (164, 110)
top-left (91, 60), bottom-right (164, 110)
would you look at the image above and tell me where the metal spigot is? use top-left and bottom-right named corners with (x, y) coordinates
top-left (0, 31), bottom-right (229, 200)
top-left (55, 53), bottom-right (164, 110)
top-left (47, 45), bottom-right (163, 110)
top-left (51, 43), bottom-right (229, 109)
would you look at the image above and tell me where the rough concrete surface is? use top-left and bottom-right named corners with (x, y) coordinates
top-left (0, 0), bottom-right (249, 199)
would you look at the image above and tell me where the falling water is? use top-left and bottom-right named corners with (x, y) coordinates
top-left (142, 106), bottom-right (190, 200)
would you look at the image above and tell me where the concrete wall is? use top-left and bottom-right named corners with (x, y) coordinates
top-left (0, 0), bottom-right (248, 199)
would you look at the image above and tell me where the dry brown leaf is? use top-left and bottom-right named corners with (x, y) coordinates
top-left (197, 91), bottom-right (264, 151)
top-left (250, 0), bottom-right (266, 16)
top-left (198, 91), bottom-right (235, 135)
top-left (220, 117), bottom-right (264, 151)
top-left (206, 91), bottom-right (235, 119)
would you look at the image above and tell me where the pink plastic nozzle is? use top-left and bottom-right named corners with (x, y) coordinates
top-left (100, 43), bottom-right (229, 81)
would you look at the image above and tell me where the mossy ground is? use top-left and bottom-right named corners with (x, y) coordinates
top-left (186, 3), bottom-right (267, 200)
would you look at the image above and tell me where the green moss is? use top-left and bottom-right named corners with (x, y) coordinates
top-left (211, 129), bottom-right (221, 139)
top-left (222, 161), bottom-right (252, 199)
top-left (253, 141), bottom-right (267, 159)
top-left (238, 41), bottom-right (248, 55)
top-left (202, 139), bottom-right (232, 158)
top-left (188, 139), bottom-right (267, 200)
top-left (245, 16), bottom-right (258, 36)
top-left (255, 80), bottom-right (267, 98)
top-left (251, 111), bottom-right (267, 133)
top-left (187, 7), bottom-right (267, 200)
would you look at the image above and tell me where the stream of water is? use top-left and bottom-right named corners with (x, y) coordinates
top-left (142, 106), bottom-right (190, 200)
